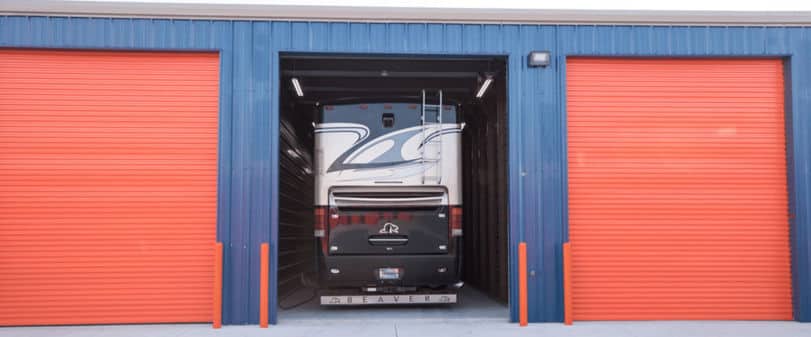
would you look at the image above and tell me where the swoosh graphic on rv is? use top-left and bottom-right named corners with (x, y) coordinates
top-left (313, 123), bottom-right (369, 145)
top-left (317, 124), bottom-right (461, 173)
top-left (418, 128), bottom-right (463, 150)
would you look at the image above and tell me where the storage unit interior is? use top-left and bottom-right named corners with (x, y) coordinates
top-left (277, 54), bottom-right (509, 319)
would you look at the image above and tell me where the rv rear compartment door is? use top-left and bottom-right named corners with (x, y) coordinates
top-left (327, 194), bottom-right (450, 255)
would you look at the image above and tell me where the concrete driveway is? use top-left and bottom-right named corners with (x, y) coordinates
top-left (1, 290), bottom-right (807, 337)
top-left (1, 320), bottom-right (810, 337)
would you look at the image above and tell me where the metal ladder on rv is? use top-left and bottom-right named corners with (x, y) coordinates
top-left (421, 89), bottom-right (443, 184)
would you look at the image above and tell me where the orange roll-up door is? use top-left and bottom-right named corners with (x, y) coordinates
top-left (0, 50), bottom-right (219, 325)
top-left (566, 58), bottom-right (791, 320)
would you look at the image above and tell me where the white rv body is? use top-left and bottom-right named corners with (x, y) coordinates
top-left (314, 122), bottom-right (463, 205)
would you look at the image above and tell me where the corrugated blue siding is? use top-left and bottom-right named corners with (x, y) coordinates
top-left (1, 16), bottom-right (809, 324)
top-left (786, 27), bottom-right (811, 323)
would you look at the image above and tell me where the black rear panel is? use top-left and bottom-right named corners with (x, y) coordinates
top-left (328, 207), bottom-right (449, 255)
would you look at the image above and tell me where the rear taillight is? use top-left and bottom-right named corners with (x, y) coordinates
top-left (450, 206), bottom-right (463, 237)
top-left (314, 207), bottom-right (326, 237)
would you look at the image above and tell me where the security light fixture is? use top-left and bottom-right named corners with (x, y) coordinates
top-left (291, 77), bottom-right (304, 97)
top-left (475, 76), bottom-right (493, 99)
top-left (528, 51), bottom-right (551, 67)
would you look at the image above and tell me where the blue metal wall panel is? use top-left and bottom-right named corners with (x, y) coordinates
top-left (1, 16), bottom-right (810, 324)
top-left (786, 27), bottom-right (811, 323)
top-left (228, 21), bottom-right (251, 323)
top-left (211, 19), bottom-right (236, 325)
top-left (269, 20), bottom-right (290, 326)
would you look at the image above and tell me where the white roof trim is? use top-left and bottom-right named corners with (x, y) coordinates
top-left (2, 1), bottom-right (811, 26)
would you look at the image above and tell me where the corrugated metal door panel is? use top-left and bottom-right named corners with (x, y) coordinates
top-left (566, 58), bottom-right (792, 320)
top-left (0, 49), bottom-right (219, 326)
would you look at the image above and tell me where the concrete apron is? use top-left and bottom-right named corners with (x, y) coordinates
top-left (1, 321), bottom-right (810, 337)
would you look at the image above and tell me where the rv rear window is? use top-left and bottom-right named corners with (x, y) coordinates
top-left (382, 113), bottom-right (394, 128)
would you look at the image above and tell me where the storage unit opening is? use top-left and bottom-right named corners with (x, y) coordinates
top-left (277, 54), bottom-right (509, 319)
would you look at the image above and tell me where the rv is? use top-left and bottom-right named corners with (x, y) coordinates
top-left (313, 91), bottom-right (464, 305)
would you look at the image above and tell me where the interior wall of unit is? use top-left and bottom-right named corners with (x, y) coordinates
top-left (461, 75), bottom-right (510, 303)
top-left (277, 101), bottom-right (316, 304)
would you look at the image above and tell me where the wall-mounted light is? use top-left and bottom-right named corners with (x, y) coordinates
top-left (527, 51), bottom-right (551, 67)
top-left (475, 76), bottom-right (493, 99)
top-left (291, 77), bottom-right (304, 97)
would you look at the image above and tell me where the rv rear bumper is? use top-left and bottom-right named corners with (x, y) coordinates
top-left (320, 292), bottom-right (458, 306)
top-left (320, 254), bottom-right (460, 289)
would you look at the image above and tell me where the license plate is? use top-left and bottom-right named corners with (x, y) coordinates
top-left (320, 294), bottom-right (457, 306)
top-left (377, 268), bottom-right (401, 280)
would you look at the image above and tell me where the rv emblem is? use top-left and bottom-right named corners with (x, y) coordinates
top-left (379, 222), bottom-right (400, 234)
